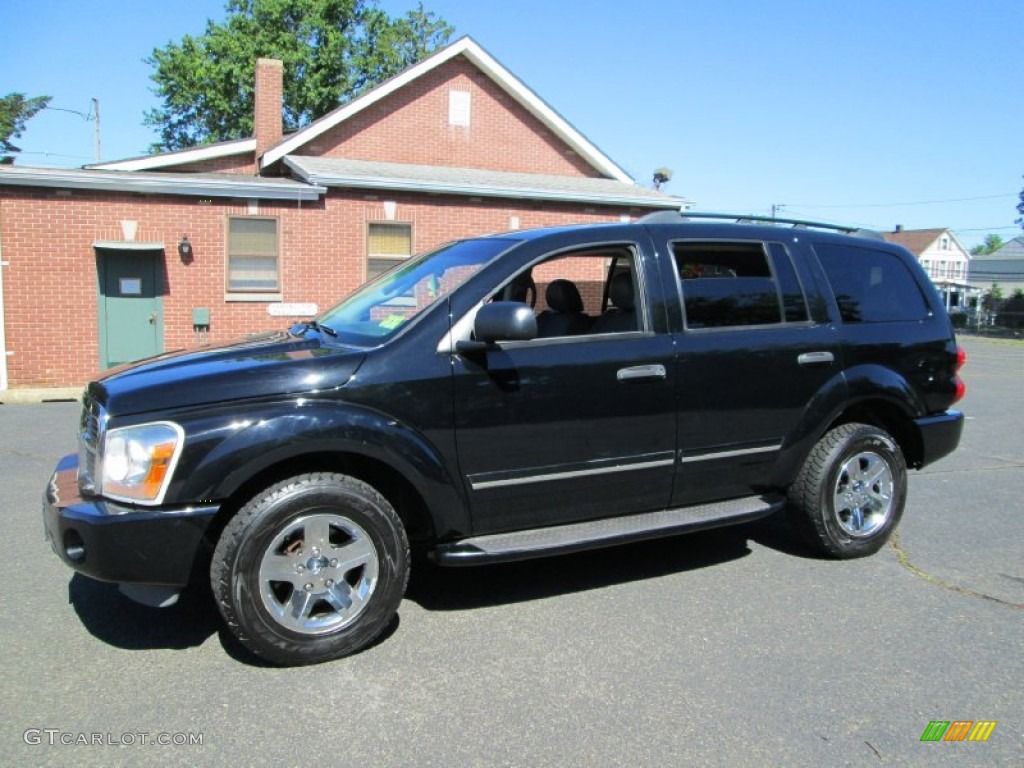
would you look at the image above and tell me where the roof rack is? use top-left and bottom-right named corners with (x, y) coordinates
top-left (638, 210), bottom-right (884, 240)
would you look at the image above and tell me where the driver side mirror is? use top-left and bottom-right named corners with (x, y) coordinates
top-left (456, 302), bottom-right (537, 354)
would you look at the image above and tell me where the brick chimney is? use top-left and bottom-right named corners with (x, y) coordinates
top-left (254, 58), bottom-right (283, 168)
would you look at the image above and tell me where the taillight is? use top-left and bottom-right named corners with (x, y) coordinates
top-left (952, 345), bottom-right (966, 403)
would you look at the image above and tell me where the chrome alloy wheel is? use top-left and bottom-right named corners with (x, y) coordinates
top-left (257, 513), bottom-right (379, 634)
top-left (832, 451), bottom-right (894, 537)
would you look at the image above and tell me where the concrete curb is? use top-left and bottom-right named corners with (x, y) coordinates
top-left (0, 388), bottom-right (83, 405)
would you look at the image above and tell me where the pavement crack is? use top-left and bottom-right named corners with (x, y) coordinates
top-left (917, 463), bottom-right (1024, 476)
top-left (888, 533), bottom-right (1024, 610)
top-left (0, 449), bottom-right (53, 460)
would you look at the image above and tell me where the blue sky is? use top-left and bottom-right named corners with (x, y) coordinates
top-left (5, 0), bottom-right (1022, 248)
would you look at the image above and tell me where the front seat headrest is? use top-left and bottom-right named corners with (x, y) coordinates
top-left (545, 279), bottom-right (584, 313)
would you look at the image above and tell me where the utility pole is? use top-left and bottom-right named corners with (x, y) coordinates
top-left (42, 99), bottom-right (101, 163)
top-left (92, 98), bottom-right (100, 163)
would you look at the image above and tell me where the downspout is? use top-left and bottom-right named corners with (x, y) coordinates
top-left (0, 202), bottom-right (8, 391)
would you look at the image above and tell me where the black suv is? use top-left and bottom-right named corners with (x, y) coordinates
top-left (43, 213), bottom-right (965, 665)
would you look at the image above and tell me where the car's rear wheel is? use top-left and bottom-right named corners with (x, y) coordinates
top-left (788, 423), bottom-right (907, 558)
top-left (211, 473), bottom-right (409, 665)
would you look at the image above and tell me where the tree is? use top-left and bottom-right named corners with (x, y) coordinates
top-left (970, 234), bottom-right (1004, 256)
top-left (982, 282), bottom-right (1004, 313)
top-left (145, 0), bottom-right (453, 152)
top-left (1003, 288), bottom-right (1024, 330)
top-left (0, 93), bottom-right (52, 163)
top-left (1017, 175), bottom-right (1023, 229)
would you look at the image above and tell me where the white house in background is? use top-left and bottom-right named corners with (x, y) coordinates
top-left (883, 227), bottom-right (975, 309)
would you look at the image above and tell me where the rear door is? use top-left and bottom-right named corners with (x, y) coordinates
top-left (659, 235), bottom-right (840, 505)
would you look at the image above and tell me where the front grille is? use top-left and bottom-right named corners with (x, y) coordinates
top-left (77, 396), bottom-right (106, 494)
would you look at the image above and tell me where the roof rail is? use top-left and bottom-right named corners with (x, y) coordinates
top-left (638, 210), bottom-right (884, 240)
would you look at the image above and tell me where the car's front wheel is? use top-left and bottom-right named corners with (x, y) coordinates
top-left (211, 473), bottom-right (409, 665)
top-left (788, 423), bottom-right (907, 558)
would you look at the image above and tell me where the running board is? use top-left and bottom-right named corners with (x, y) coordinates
top-left (431, 495), bottom-right (784, 566)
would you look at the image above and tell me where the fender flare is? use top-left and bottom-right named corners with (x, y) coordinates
top-left (171, 399), bottom-right (470, 537)
top-left (771, 364), bottom-right (924, 487)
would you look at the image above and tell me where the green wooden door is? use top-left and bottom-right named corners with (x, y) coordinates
top-left (98, 250), bottom-right (163, 368)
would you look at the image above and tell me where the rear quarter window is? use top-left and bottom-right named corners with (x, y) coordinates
top-left (814, 242), bottom-right (931, 323)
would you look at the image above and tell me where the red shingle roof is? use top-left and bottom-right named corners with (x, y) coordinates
top-left (882, 228), bottom-right (948, 256)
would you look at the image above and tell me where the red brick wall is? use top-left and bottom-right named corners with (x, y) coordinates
top-left (308, 57), bottom-right (601, 178)
top-left (1, 185), bottom-right (641, 387)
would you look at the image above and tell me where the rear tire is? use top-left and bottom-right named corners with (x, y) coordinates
top-left (788, 423), bottom-right (906, 559)
top-left (211, 473), bottom-right (409, 666)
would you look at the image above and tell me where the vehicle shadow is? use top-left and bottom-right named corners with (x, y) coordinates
top-left (68, 573), bottom-right (400, 667)
top-left (68, 575), bottom-right (219, 652)
top-left (742, 509), bottom-right (828, 560)
top-left (406, 525), bottom-right (755, 611)
top-left (67, 515), bottom-right (810, 661)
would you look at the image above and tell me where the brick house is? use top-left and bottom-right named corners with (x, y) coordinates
top-left (0, 37), bottom-right (685, 390)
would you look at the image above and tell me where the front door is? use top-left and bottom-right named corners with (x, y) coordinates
top-left (98, 249), bottom-right (163, 368)
top-left (452, 244), bottom-right (677, 535)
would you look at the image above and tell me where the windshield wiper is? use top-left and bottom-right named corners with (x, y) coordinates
top-left (293, 319), bottom-right (337, 337)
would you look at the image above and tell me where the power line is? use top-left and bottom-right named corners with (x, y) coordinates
top-left (781, 193), bottom-right (1015, 210)
top-left (953, 226), bottom-right (1021, 233)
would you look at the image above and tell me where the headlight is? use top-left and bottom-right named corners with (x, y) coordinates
top-left (100, 422), bottom-right (184, 505)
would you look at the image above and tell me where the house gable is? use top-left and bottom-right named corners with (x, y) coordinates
top-left (262, 37), bottom-right (631, 182)
top-left (884, 227), bottom-right (970, 284)
top-left (298, 55), bottom-right (603, 179)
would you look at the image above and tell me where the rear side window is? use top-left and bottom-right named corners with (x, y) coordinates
top-left (815, 243), bottom-right (930, 323)
top-left (672, 241), bottom-right (809, 329)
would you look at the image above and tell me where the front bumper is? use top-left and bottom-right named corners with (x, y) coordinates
top-left (914, 409), bottom-right (965, 468)
top-left (43, 454), bottom-right (219, 587)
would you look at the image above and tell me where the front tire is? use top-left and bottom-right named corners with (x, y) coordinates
top-left (211, 473), bottom-right (409, 665)
top-left (788, 423), bottom-right (907, 559)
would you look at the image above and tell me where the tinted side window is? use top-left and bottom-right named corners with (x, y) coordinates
top-left (815, 243), bottom-right (930, 323)
top-left (673, 241), bottom-right (807, 329)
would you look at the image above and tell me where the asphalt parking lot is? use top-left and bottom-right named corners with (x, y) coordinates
top-left (1, 336), bottom-right (1020, 767)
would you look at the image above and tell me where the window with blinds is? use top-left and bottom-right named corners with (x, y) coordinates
top-left (227, 217), bottom-right (279, 292)
top-left (368, 222), bottom-right (412, 280)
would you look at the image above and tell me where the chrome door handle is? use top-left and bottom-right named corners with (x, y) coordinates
top-left (617, 364), bottom-right (667, 382)
top-left (797, 351), bottom-right (834, 366)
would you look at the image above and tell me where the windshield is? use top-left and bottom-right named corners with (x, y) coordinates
top-left (312, 237), bottom-right (516, 346)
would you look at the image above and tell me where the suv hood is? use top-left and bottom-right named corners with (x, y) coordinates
top-left (89, 331), bottom-right (366, 416)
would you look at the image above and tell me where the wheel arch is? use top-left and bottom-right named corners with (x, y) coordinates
top-left (172, 401), bottom-right (469, 584)
top-left (773, 365), bottom-right (927, 487)
top-left (824, 398), bottom-right (923, 469)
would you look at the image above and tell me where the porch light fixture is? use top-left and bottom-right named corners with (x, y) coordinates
top-left (178, 235), bottom-right (193, 262)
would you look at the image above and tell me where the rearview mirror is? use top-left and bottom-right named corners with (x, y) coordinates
top-left (456, 302), bottom-right (537, 354)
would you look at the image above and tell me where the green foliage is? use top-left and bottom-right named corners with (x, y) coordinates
top-left (982, 282), bottom-right (1004, 312)
top-left (145, 0), bottom-right (453, 152)
top-left (1017, 175), bottom-right (1023, 229)
top-left (0, 93), bottom-right (52, 163)
top-left (970, 234), bottom-right (1004, 256)
top-left (1001, 289), bottom-right (1024, 329)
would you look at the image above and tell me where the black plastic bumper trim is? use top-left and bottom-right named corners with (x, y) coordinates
top-left (43, 454), bottom-right (219, 587)
top-left (915, 409), bottom-right (964, 468)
